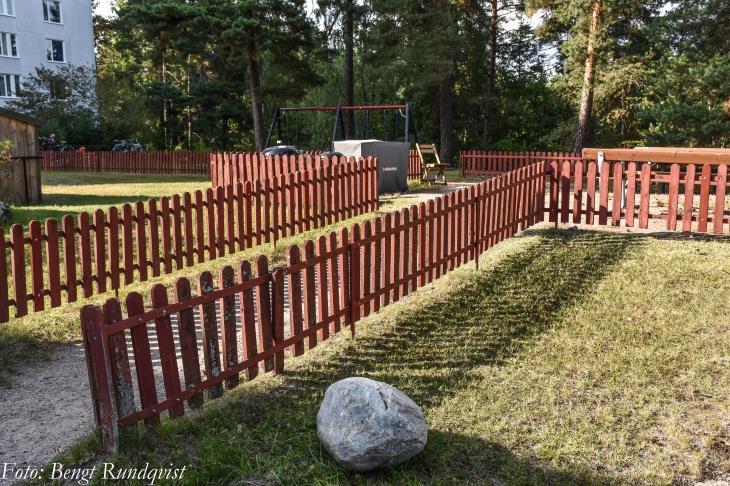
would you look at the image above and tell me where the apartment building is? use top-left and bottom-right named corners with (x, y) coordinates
top-left (0, 0), bottom-right (95, 104)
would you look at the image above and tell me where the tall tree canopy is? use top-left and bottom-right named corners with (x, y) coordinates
top-left (15, 0), bottom-right (726, 152)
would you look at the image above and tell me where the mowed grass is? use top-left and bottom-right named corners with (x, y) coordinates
top-left (4, 171), bottom-right (211, 231)
top-left (54, 228), bottom-right (730, 484)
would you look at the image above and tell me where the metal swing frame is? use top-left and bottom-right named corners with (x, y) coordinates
top-left (265, 104), bottom-right (418, 151)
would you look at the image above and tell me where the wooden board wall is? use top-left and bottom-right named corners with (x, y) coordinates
top-left (0, 113), bottom-right (41, 204)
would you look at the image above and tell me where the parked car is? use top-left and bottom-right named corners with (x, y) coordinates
top-left (112, 139), bottom-right (145, 152)
top-left (262, 145), bottom-right (300, 157)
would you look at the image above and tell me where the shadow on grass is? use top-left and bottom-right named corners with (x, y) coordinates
top-left (112, 229), bottom-right (643, 484)
top-left (5, 194), bottom-right (168, 230)
top-left (41, 171), bottom-right (209, 187)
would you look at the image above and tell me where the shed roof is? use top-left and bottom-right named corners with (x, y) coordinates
top-left (0, 107), bottom-right (42, 127)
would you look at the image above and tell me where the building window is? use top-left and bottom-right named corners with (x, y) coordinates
top-left (46, 39), bottom-right (64, 62)
top-left (0, 74), bottom-right (20, 98)
top-left (42, 0), bottom-right (61, 23)
top-left (0, 33), bottom-right (17, 57)
top-left (0, 0), bottom-right (14, 16)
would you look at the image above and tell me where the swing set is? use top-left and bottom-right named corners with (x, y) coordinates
top-left (265, 104), bottom-right (419, 152)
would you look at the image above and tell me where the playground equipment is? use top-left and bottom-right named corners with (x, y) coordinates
top-left (265, 104), bottom-right (418, 151)
top-left (416, 143), bottom-right (448, 186)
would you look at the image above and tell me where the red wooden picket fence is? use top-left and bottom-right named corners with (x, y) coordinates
top-left (211, 153), bottom-right (341, 188)
top-left (460, 150), bottom-right (579, 178)
top-left (43, 151), bottom-right (213, 174)
top-left (547, 156), bottom-right (730, 234)
top-left (211, 150), bottom-right (424, 188)
top-left (0, 158), bottom-right (378, 324)
top-left (80, 161), bottom-right (546, 452)
top-left (408, 149), bottom-right (422, 180)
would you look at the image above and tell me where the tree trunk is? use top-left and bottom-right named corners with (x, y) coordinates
top-left (344, 0), bottom-right (355, 139)
top-left (484, 0), bottom-right (498, 143)
top-left (247, 40), bottom-right (265, 151)
top-left (574, 0), bottom-right (601, 154)
top-left (438, 0), bottom-right (454, 163)
top-left (439, 76), bottom-right (454, 164)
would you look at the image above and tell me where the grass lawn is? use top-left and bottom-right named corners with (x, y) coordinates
top-left (53, 228), bottom-right (730, 484)
top-left (4, 171), bottom-right (211, 231)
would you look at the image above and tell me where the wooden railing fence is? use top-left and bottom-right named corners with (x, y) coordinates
top-left (0, 158), bottom-right (378, 323)
top-left (81, 161), bottom-right (546, 452)
top-left (43, 151), bottom-right (212, 174)
top-left (548, 157), bottom-right (730, 234)
top-left (460, 150), bottom-right (579, 177)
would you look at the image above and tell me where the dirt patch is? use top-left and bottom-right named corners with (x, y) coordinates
top-left (0, 343), bottom-right (94, 474)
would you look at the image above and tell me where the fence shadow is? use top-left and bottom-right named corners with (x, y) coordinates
top-left (112, 229), bottom-right (643, 483)
top-left (274, 228), bottom-right (640, 482)
top-left (42, 171), bottom-right (209, 187)
top-left (6, 194), bottom-right (161, 229)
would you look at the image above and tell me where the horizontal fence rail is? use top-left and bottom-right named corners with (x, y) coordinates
top-left (81, 161), bottom-right (546, 452)
top-left (42, 151), bottom-right (213, 174)
top-left (0, 158), bottom-right (378, 324)
top-left (460, 150), bottom-right (579, 178)
top-left (548, 159), bottom-right (730, 234)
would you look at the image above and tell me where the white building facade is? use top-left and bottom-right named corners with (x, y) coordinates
top-left (0, 0), bottom-right (95, 104)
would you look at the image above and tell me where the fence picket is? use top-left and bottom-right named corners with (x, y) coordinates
top-left (625, 162), bottom-right (636, 227)
top-left (303, 241), bottom-right (317, 349)
top-left (236, 260), bottom-right (258, 380)
top-left (198, 272), bottom-right (223, 398)
top-left (219, 266), bottom-right (239, 389)
top-left (255, 256), bottom-right (274, 372)
top-left (713, 165), bottom-right (727, 234)
top-left (287, 246), bottom-right (305, 357)
top-left (125, 292), bottom-right (159, 426)
top-left (0, 231), bottom-right (10, 321)
top-left (272, 268), bottom-right (286, 374)
top-left (102, 299), bottom-right (135, 419)
top-left (698, 164), bottom-right (712, 233)
top-left (150, 284), bottom-right (184, 418)
top-left (29, 221), bottom-right (44, 311)
top-left (639, 164), bottom-right (651, 229)
top-left (79, 213), bottom-right (93, 297)
top-left (174, 278), bottom-right (203, 409)
top-left (599, 161), bottom-right (610, 226)
top-left (667, 164), bottom-right (680, 231)
top-left (682, 164), bottom-right (696, 232)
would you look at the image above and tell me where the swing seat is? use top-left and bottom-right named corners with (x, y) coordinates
top-left (417, 144), bottom-right (448, 186)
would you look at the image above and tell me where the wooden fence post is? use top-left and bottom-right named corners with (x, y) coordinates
top-left (348, 223), bottom-right (361, 337)
top-left (80, 304), bottom-right (119, 454)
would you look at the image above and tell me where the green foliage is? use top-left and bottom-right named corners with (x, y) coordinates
top-left (87, 0), bottom-right (727, 152)
top-left (0, 139), bottom-right (13, 164)
top-left (9, 65), bottom-right (101, 146)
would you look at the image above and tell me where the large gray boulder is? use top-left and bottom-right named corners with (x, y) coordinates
top-left (316, 377), bottom-right (427, 472)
